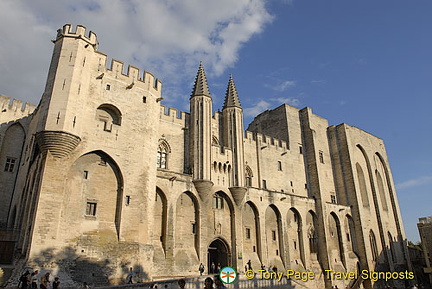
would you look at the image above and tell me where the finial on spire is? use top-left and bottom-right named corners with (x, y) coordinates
top-left (191, 62), bottom-right (211, 98)
top-left (223, 74), bottom-right (241, 109)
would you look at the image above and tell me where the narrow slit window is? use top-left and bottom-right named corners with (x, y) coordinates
top-left (246, 228), bottom-right (251, 239)
top-left (319, 151), bottom-right (324, 163)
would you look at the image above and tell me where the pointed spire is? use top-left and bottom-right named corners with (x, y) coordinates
top-left (223, 74), bottom-right (241, 109)
top-left (191, 62), bottom-right (211, 98)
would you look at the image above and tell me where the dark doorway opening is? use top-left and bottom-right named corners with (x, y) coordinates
top-left (208, 238), bottom-right (230, 274)
top-left (0, 241), bottom-right (15, 264)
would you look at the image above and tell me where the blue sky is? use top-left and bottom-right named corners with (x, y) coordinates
top-left (0, 0), bottom-right (431, 242)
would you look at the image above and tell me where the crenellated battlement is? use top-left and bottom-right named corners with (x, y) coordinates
top-left (101, 58), bottom-right (162, 91)
top-left (0, 95), bottom-right (36, 124)
top-left (56, 24), bottom-right (162, 92)
top-left (159, 105), bottom-right (189, 125)
top-left (57, 24), bottom-right (98, 47)
top-left (244, 130), bottom-right (288, 151)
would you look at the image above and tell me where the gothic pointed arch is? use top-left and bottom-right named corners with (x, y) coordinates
top-left (287, 208), bottom-right (305, 269)
top-left (369, 230), bottom-right (379, 261)
top-left (158, 138), bottom-right (171, 153)
top-left (345, 214), bottom-right (357, 254)
top-left (375, 170), bottom-right (388, 211)
top-left (355, 162), bottom-right (369, 207)
top-left (65, 150), bottom-right (124, 240)
top-left (211, 190), bottom-right (236, 267)
top-left (265, 205), bottom-right (284, 270)
top-left (157, 139), bottom-right (171, 169)
top-left (154, 187), bottom-right (168, 251)
top-left (0, 122), bottom-right (26, 225)
top-left (242, 201), bottom-right (261, 268)
top-left (376, 152), bottom-right (402, 235)
top-left (329, 212), bottom-right (345, 267)
top-left (245, 165), bottom-right (253, 187)
top-left (208, 237), bottom-right (231, 271)
top-left (174, 191), bottom-right (200, 271)
top-left (306, 210), bottom-right (318, 255)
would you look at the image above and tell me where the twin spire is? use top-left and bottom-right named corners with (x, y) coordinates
top-left (191, 62), bottom-right (211, 97)
top-left (223, 74), bottom-right (241, 109)
top-left (191, 62), bottom-right (241, 109)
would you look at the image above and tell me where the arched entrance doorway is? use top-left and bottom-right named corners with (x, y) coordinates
top-left (208, 238), bottom-right (230, 273)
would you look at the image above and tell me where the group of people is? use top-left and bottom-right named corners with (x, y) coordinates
top-left (244, 260), bottom-right (277, 274)
top-left (18, 269), bottom-right (93, 289)
top-left (18, 270), bottom-right (60, 289)
top-left (198, 262), bottom-right (222, 275)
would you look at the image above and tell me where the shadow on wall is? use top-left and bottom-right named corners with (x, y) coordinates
top-left (354, 238), bottom-right (413, 289)
top-left (7, 246), bottom-right (148, 288)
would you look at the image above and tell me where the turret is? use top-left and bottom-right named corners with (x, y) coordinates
top-left (190, 62), bottom-right (213, 184)
top-left (34, 24), bottom-right (100, 157)
top-left (222, 75), bottom-right (245, 188)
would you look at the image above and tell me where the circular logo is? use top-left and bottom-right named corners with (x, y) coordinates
top-left (219, 266), bottom-right (238, 284)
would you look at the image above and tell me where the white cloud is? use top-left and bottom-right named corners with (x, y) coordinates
top-left (265, 79), bottom-right (296, 92)
top-left (396, 175), bottom-right (432, 191)
top-left (275, 80), bottom-right (296, 92)
top-left (0, 0), bottom-right (274, 105)
top-left (272, 97), bottom-right (300, 107)
top-left (244, 100), bottom-right (271, 117)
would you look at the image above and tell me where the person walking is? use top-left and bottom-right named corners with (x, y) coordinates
top-left (247, 260), bottom-right (252, 270)
top-left (30, 270), bottom-right (39, 289)
top-left (40, 272), bottom-right (50, 289)
top-left (199, 263), bottom-right (205, 275)
top-left (52, 277), bottom-right (60, 289)
top-left (19, 271), bottom-right (30, 289)
top-left (127, 267), bottom-right (134, 284)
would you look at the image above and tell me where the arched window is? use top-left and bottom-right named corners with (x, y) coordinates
top-left (370, 230), bottom-right (378, 261)
top-left (376, 170), bottom-right (388, 211)
top-left (356, 163), bottom-right (369, 207)
top-left (213, 193), bottom-right (224, 209)
top-left (157, 140), bottom-right (171, 169)
top-left (245, 165), bottom-right (253, 187)
top-left (307, 211), bottom-right (318, 254)
top-left (96, 104), bottom-right (122, 132)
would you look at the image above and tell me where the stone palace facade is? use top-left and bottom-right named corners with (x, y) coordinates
top-left (0, 25), bottom-right (412, 289)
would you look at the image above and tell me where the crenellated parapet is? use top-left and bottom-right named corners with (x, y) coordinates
top-left (98, 58), bottom-right (162, 94)
top-left (0, 95), bottom-right (36, 124)
top-left (55, 24), bottom-right (162, 95)
top-left (244, 130), bottom-right (288, 151)
top-left (57, 24), bottom-right (98, 48)
top-left (159, 105), bottom-right (189, 125)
